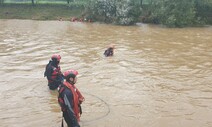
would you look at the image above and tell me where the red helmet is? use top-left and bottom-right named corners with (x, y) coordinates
top-left (51, 54), bottom-right (61, 61)
top-left (63, 69), bottom-right (78, 79)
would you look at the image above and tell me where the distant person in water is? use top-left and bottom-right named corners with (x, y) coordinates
top-left (104, 44), bottom-right (115, 57)
top-left (44, 54), bottom-right (64, 90)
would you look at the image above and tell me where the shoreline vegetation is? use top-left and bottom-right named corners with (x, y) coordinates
top-left (0, 0), bottom-right (212, 27)
top-left (0, 4), bottom-right (84, 21)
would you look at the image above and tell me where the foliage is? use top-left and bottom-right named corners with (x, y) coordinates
top-left (146, 0), bottom-right (212, 27)
top-left (86, 0), bottom-right (211, 26)
top-left (0, 0), bottom-right (211, 27)
top-left (148, 0), bottom-right (196, 27)
top-left (86, 0), bottom-right (142, 25)
top-left (115, 0), bottom-right (141, 25)
top-left (87, 0), bottom-right (116, 23)
top-left (194, 0), bottom-right (212, 24)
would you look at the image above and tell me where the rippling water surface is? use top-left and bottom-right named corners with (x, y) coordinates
top-left (0, 20), bottom-right (212, 127)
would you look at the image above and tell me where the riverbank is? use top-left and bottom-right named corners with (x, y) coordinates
top-left (0, 3), bottom-right (211, 26)
top-left (0, 4), bottom-right (84, 21)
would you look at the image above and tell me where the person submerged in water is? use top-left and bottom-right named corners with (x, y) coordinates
top-left (104, 44), bottom-right (115, 57)
top-left (44, 54), bottom-right (64, 90)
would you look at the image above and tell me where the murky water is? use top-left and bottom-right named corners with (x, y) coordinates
top-left (0, 19), bottom-right (212, 127)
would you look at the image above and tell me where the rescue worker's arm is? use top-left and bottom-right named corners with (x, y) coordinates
top-left (46, 66), bottom-right (54, 80)
top-left (64, 93), bottom-right (80, 127)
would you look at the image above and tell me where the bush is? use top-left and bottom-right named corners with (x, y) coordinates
top-left (86, 0), bottom-right (141, 25)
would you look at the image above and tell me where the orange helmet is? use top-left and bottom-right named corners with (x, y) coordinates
top-left (51, 54), bottom-right (61, 61)
top-left (108, 44), bottom-right (115, 49)
top-left (63, 69), bottom-right (78, 80)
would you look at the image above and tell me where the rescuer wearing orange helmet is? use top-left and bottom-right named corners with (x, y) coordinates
top-left (58, 69), bottom-right (84, 127)
top-left (44, 54), bottom-right (64, 90)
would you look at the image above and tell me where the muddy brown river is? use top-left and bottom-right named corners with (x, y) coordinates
top-left (0, 19), bottom-right (212, 127)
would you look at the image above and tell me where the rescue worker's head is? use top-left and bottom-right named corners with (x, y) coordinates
top-left (109, 44), bottom-right (115, 49)
top-left (63, 69), bottom-right (78, 84)
top-left (51, 54), bottom-right (61, 65)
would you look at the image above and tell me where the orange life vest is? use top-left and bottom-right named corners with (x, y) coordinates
top-left (63, 82), bottom-right (84, 122)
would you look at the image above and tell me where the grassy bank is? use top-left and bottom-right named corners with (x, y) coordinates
top-left (0, 4), bottom-right (85, 21)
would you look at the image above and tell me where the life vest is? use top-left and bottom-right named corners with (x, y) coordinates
top-left (58, 82), bottom-right (84, 122)
top-left (49, 66), bottom-right (61, 83)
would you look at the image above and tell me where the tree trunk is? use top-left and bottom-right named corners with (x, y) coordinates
top-left (32, 0), bottom-right (34, 5)
top-left (140, 0), bottom-right (143, 6)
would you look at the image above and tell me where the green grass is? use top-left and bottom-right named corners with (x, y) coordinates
top-left (0, 3), bottom-right (85, 20)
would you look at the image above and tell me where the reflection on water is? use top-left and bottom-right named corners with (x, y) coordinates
top-left (0, 19), bottom-right (212, 127)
